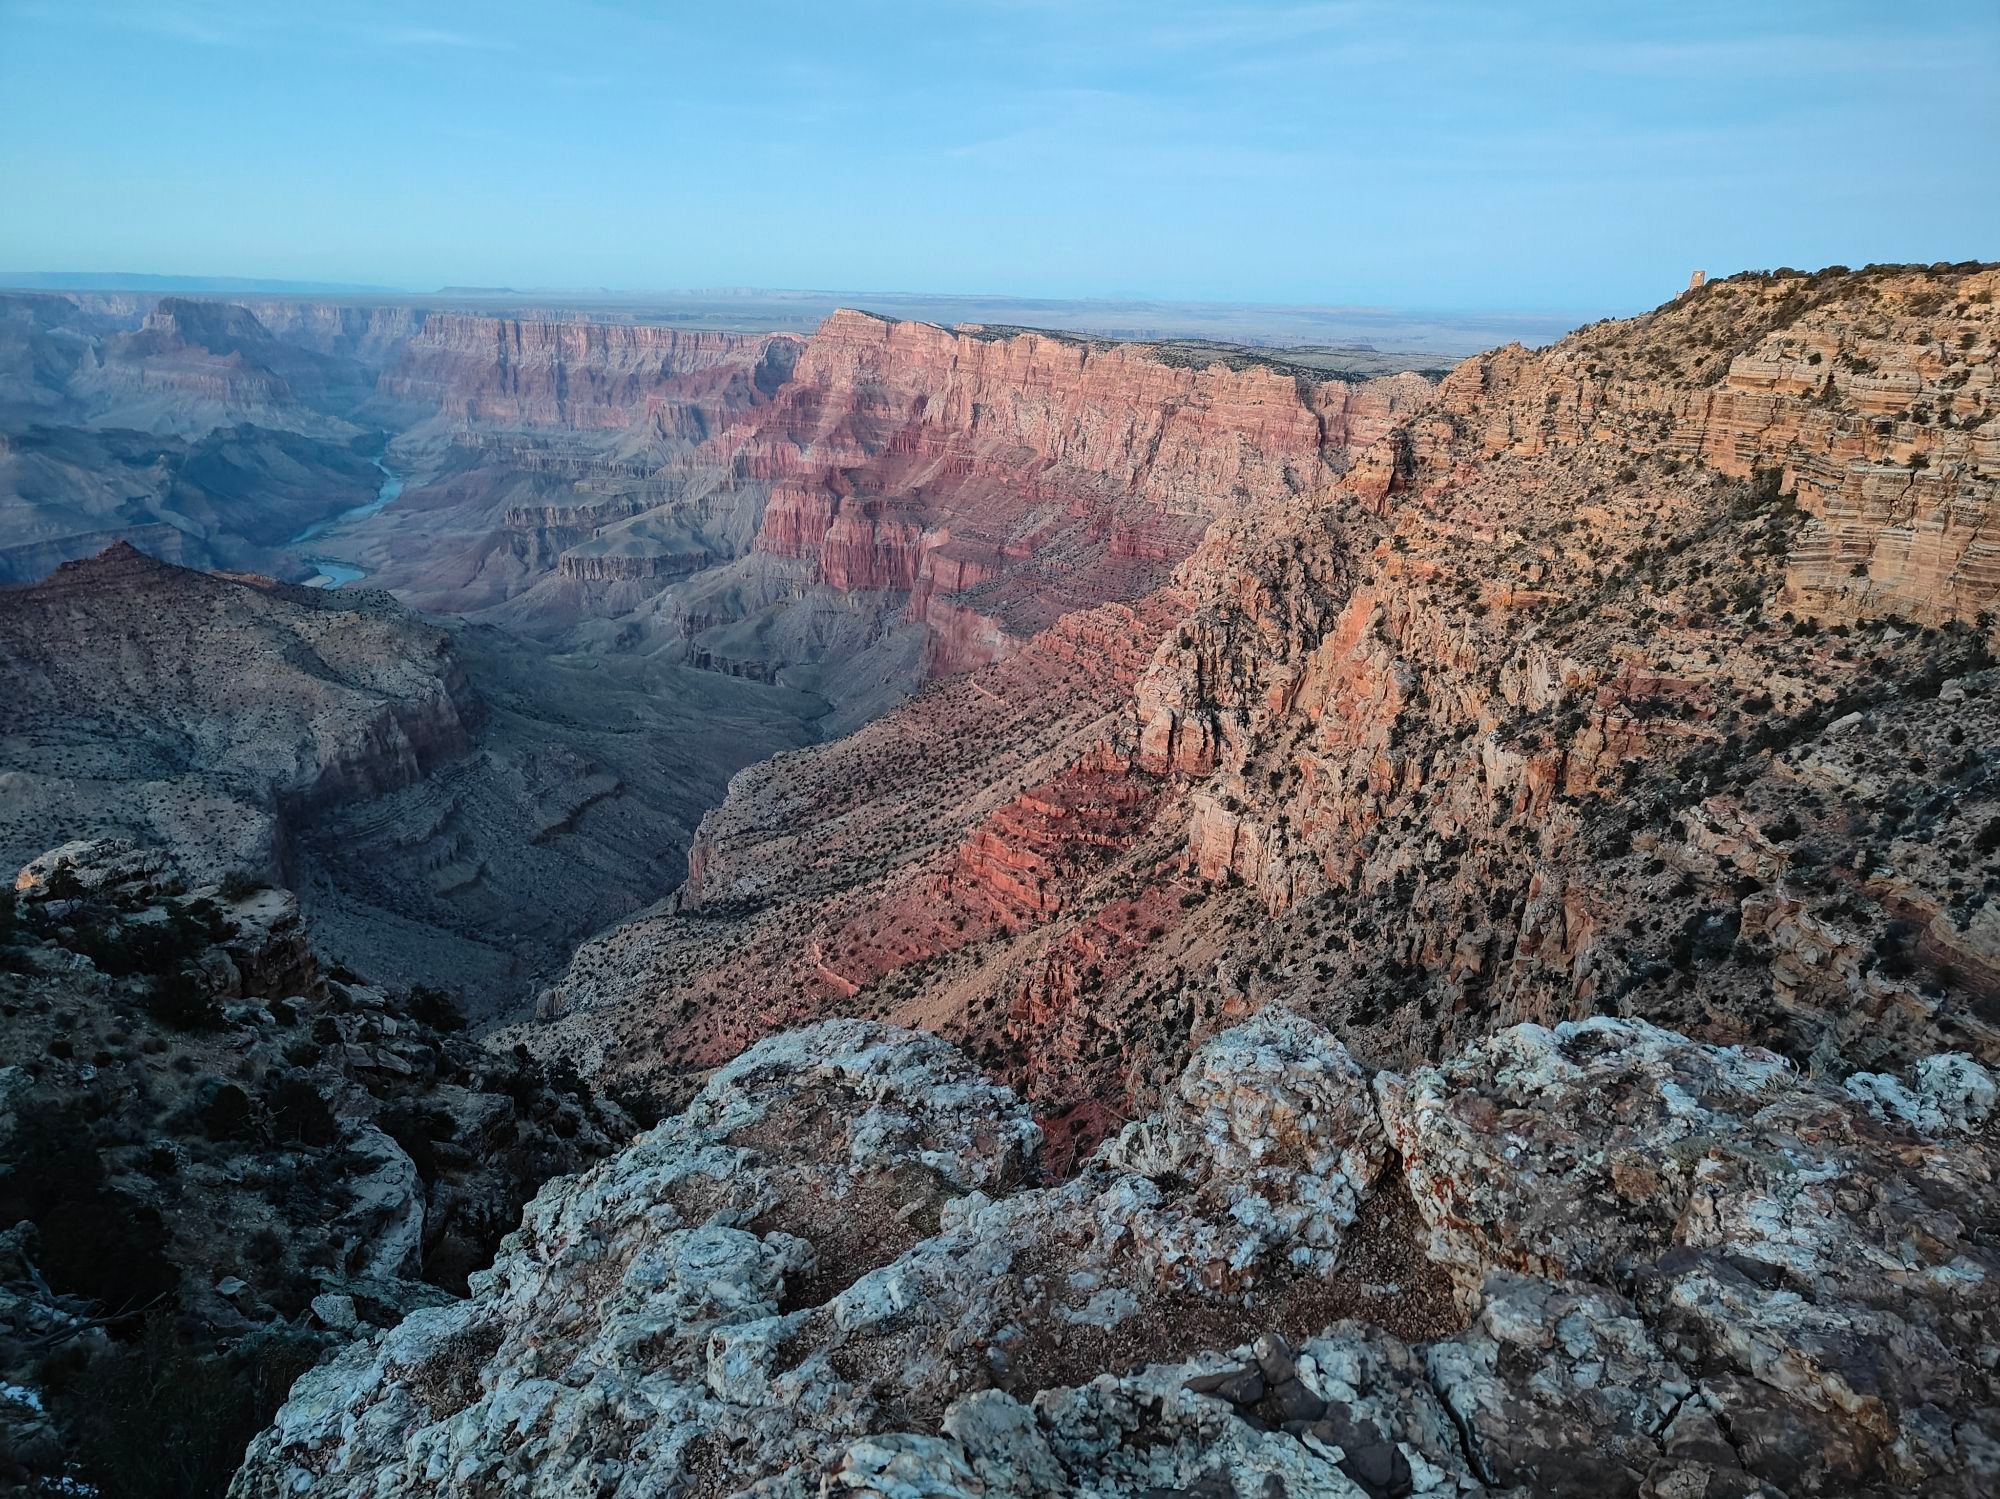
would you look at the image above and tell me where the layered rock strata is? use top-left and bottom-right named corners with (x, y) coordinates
top-left (378, 318), bottom-right (800, 430)
top-left (536, 264), bottom-right (2000, 1150)
top-left (359, 309), bottom-right (1426, 726)
top-left (694, 312), bottom-right (1431, 688)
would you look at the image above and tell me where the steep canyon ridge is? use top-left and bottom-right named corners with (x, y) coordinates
top-left (2, 263), bottom-right (1998, 1498)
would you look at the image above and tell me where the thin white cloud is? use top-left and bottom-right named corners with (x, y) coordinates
top-left (1546, 30), bottom-right (1996, 75)
top-left (7, 1), bottom-right (517, 55)
top-left (376, 26), bottom-right (513, 51)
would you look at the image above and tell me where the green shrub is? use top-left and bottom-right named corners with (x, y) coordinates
top-left (43, 866), bottom-right (85, 901)
top-left (268, 1075), bottom-right (337, 1146)
top-left (406, 983), bottom-right (465, 1032)
top-left (218, 870), bottom-right (264, 901)
top-left (143, 969), bottom-right (223, 1032)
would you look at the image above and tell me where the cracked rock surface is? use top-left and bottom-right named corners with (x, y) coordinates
top-left (232, 1011), bottom-right (1998, 1498)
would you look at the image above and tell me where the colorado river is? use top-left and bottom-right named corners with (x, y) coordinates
top-left (291, 457), bottom-right (405, 587)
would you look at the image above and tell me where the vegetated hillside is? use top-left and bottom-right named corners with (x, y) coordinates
top-left (0, 839), bottom-right (633, 1497)
top-left (533, 263), bottom-right (2000, 1160)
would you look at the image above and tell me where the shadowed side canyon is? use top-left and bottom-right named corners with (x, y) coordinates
top-left (0, 545), bottom-right (819, 1003)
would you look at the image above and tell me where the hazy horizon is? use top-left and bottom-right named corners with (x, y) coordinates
top-left (0, 270), bottom-right (1606, 355)
top-left (4, 1), bottom-right (1993, 316)
top-left (0, 265), bottom-right (1603, 312)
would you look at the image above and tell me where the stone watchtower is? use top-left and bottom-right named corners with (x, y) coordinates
top-left (1686, 269), bottom-right (1707, 293)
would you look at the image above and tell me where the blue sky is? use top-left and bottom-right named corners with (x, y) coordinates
top-left (1, 1), bottom-right (1993, 315)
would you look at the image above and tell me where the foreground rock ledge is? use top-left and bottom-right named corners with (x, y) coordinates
top-left (230, 1011), bottom-right (1998, 1499)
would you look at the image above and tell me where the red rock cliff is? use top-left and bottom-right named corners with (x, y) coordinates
top-left (379, 317), bottom-right (802, 429)
top-left (731, 309), bottom-right (1431, 667)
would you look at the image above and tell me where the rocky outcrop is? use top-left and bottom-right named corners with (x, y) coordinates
top-left (952, 753), bottom-right (1164, 922)
top-left (233, 1009), bottom-right (1999, 1498)
top-left (553, 545), bottom-right (714, 582)
top-left (1393, 1017), bottom-right (2000, 1497)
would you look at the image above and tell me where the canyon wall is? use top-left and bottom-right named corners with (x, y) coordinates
top-left (2, 293), bottom-right (1426, 712)
top-left (732, 310), bottom-right (1430, 650)
top-left (242, 300), bottom-right (430, 366)
top-left (378, 317), bottom-right (801, 430)
top-left (1427, 265), bottom-right (2000, 626)
top-left (365, 308), bottom-right (1427, 728)
top-left (78, 297), bottom-right (378, 433)
top-left (532, 265), bottom-right (2000, 1160)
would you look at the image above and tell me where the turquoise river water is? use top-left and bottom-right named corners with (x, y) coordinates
top-left (289, 458), bottom-right (404, 587)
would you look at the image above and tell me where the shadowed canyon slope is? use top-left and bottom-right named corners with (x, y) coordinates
top-left (535, 263), bottom-right (2000, 1162)
top-left (0, 545), bottom-right (818, 1001)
